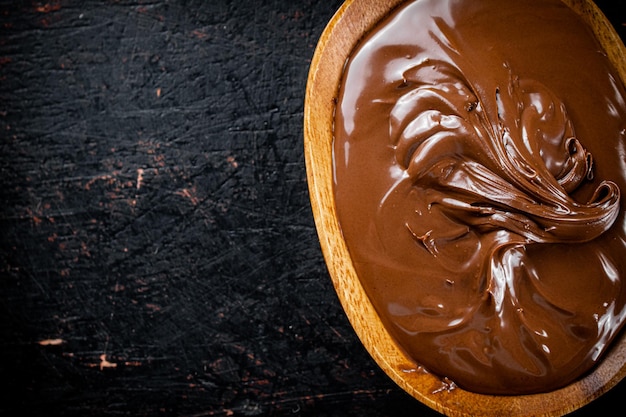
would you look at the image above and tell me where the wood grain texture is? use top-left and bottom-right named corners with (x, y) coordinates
top-left (305, 0), bottom-right (626, 416)
top-left (0, 0), bottom-right (623, 416)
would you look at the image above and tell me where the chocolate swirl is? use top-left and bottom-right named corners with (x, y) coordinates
top-left (334, 0), bottom-right (626, 394)
top-left (391, 60), bottom-right (620, 246)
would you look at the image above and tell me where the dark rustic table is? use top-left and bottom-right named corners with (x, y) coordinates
top-left (1, 1), bottom-right (624, 416)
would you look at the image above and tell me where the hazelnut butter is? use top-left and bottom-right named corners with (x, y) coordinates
top-left (333, 0), bottom-right (626, 394)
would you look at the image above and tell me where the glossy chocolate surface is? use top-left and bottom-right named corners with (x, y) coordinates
top-left (334, 0), bottom-right (626, 394)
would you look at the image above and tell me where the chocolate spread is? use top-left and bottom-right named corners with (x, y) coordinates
top-left (333, 0), bottom-right (626, 394)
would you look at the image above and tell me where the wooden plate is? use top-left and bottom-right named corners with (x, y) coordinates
top-left (303, 0), bottom-right (626, 415)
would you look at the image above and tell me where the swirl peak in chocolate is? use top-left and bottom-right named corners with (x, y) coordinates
top-left (334, 0), bottom-right (626, 394)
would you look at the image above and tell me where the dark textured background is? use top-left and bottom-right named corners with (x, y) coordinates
top-left (0, 1), bottom-right (624, 416)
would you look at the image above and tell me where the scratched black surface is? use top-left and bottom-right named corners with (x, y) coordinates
top-left (0, 1), bottom-right (624, 416)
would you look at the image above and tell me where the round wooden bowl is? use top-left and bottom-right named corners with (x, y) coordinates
top-left (303, 0), bottom-right (626, 416)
